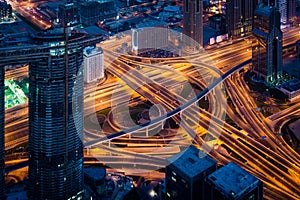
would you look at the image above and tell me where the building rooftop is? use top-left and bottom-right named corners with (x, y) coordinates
top-left (281, 79), bottom-right (300, 93)
top-left (206, 162), bottom-right (261, 199)
top-left (252, 28), bottom-right (268, 37)
top-left (164, 6), bottom-right (181, 13)
top-left (81, 25), bottom-right (108, 36)
top-left (255, 4), bottom-right (274, 17)
top-left (288, 119), bottom-right (300, 141)
top-left (167, 145), bottom-right (216, 179)
top-left (84, 167), bottom-right (106, 181)
top-left (135, 20), bottom-right (168, 29)
top-left (83, 46), bottom-right (103, 56)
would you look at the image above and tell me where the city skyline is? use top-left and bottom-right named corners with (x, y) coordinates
top-left (0, 0), bottom-right (300, 199)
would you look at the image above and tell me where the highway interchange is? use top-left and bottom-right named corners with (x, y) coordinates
top-left (4, 26), bottom-right (300, 199)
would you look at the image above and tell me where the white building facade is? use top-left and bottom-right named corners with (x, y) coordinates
top-left (83, 46), bottom-right (104, 83)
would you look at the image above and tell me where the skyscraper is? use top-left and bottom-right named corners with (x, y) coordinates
top-left (166, 146), bottom-right (217, 200)
top-left (252, 4), bottom-right (283, 83)
top-left (183, 0), bottom-right (203, 47)
top-left (28, 30), bottom-right (84, 199)
top-left (226, 0), bottom-right (259, 39)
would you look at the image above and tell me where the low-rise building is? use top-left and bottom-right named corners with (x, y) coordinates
top-left (278, 79), bottom-right (300, 101)
top-left (165, 146), bottom-right (217, 200)
top-left (205, 162), bottom-right (264, 200)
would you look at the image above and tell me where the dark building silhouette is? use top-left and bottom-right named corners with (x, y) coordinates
top-left (79, 0), bottom-right (116, 26)
top-left (252, 4), bottom-right (283, 83)
top-left (287, 0), bottom-right (296, 22)
top-left (27, 30), bottom-right (85, 199)
top-left (84, 167), bottom-right (106, 197)
top-left (226, 0), bottom-right (259, 39)
top-left (209, 14), bottom-right (227, 35)
top-left (165, 146), bottom-right (217, 200)
top-left (80, 1), bottom-right (101, 26)
top-left (183, 0), bottom-right (203, 47)
top-left (205, 162), bottom-right (264, 200)
top-left (58, 2), bottom-right (79, 26)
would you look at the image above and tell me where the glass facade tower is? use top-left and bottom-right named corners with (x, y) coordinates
top-left (226, 0), bottom-right (259, 39)
top-left (28, 31), bottom-right (84, 199)
top-left (252, 4), bottom-right (282, 83)
top-left (183, 0), bottom-right (203, 47)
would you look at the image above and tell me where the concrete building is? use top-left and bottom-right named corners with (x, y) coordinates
top-left (205, 162), bottom-right (264, 200)
top-left (131, 27), bottom-right (169, 54)
top-left (252, 4), bottom-right (283, 83)
top-left (226, 0), bottom-right (259, 39)
top-left (183, 0), bottom-right (203, 47)
top-left (165, 146), bottom-right (217, 200)
top-left (278, 79), bottom-right (300, 101)
top-left (83, 46), bottom-right (104, 83)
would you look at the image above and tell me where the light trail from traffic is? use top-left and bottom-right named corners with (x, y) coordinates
top-left (4, 26), bottom-right (300, 199)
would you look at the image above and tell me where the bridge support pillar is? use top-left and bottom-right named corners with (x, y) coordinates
top-left (212, 88), bottom-right (216, 96)
top-left (205, 95), bottom-right (207, 101)
top-left (146, 128), bottom-right (149, 137)
top-left (87, 147), bottom-right (90, 156)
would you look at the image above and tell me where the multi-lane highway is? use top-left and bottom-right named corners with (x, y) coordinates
top-left (4, 26), bottom-right (300, 199)
top-left (83, 28), bottom-right (300, 199)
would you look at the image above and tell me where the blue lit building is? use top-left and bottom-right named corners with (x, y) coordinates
top-left (165, 146), bottom-right (217, 200)
top-left (28, 30), bottom-right (85, 200)
top-left (79, 0), bottom-right (117, 26)
top-left (205, 162), bottom-right (263, 200)
top-left (252, 4), bottom-right (283, 83)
